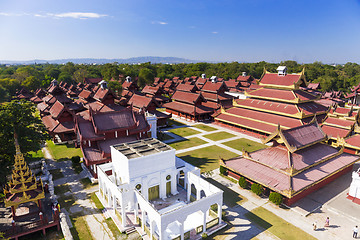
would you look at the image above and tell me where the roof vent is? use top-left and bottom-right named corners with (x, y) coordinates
top-left (126, 76), bottom-right (132, 82)
top-left (201, 73), bottom-right (206, 79)
top-left (242, 72), bottom-right (247, 77)
top-left (210, 76), bottom-right (217, 83)
top-left (276, 66), bottom-right (287, 76)
top-left (99, 80), bottom-right (108, 89)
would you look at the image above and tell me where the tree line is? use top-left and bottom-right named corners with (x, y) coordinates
top-left (1, 60), bottom-right (360, 102)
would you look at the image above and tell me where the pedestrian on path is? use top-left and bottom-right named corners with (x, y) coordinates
top-left (313, 221), bottom-right (317, 231)
top-left (354, 226), bottom-right (358, 238)
top-left (324, 217), bottom-right (329, 227)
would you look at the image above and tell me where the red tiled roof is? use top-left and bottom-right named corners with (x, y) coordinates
top-left (171, 91), bottom-right (204, 104)
top-left (260, 72), bottom-right (302, 87)
top-left (196, 78), bottom-right (207, 85)
top-left (228, 151), bottom-right (356, 194)
top-left (345, 134), bottom-right (360, 148)
top-left (142, 86), bottom-right (160, 95)
top-left (247, 88), bottom-right (317, 102)
top-left (201, 81), bottom-right (228, 93)
top-left (235, 98), bottom-right (327, 116)
top-left (93, 88), bottom-right (112, 102)
top-left (225, 107), bottom-right (303, 129)
top-left (236, 75), bottom-right (252, 82)
top-left (163, 101), bottom-right (214, 115)
top-left (201, 92), bottom-right (233, 102)
top-left (176, 84), bottom-right (198, 92)
top-left (77, 121), bottom-right (105, 140)
top-left (224, 80), bottom-right (241, 89)
top-left (334, 107), bottom-right (351, 115)
top-left (215, 113), bottom-right (278, 134)
top-left (281, 121), bottom-right (327, 150)
top-left (84, 78), bottom-right (103, 84)
top-left (49, 101), bottom-right (66, 120)
top-left (128, 94), bottom-right (154, 109)
top-left (30, 96), bottom-right (43, 103)
top-left (79, 89), bottom-right (92, 100)
top-left (82, 147), bottom-right (105, 164)
top-left (321, 125), bottom-right (351, 138)
top-left (37, 102), bottom-right (49, 112)
top-left (323, 117), bottom-right (354, 129)
top-left (307, 83), bottom-right (321, 90)
top-left (92, 108), bottom-right (137, 133)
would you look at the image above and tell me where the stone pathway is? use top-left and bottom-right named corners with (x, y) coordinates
top-left (42, 144), bottom-right (114, 240)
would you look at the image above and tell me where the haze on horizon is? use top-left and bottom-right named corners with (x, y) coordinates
top-left (0, 0), bottom-right (360, 64)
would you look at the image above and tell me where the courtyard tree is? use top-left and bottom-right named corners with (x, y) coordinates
top-left (0, 100), bottom-right (49, 186)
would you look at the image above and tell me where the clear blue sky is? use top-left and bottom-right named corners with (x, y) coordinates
top-left (0, 0), bottom-right (360, 63)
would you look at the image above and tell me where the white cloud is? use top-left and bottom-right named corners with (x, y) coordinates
top-left (0, 12), bottom-right (107, 19)
top-left (48, 12), bottom-right (108, 19)
top-left (151, 21), bottom-right (168, 25)
top-left (212, 31), bottom-right (218, 34)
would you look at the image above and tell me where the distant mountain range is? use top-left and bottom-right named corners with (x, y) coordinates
top-left (0, 56), bottom-right (203, 65)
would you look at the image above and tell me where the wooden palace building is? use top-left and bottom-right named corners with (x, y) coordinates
top-left (213, 66), bottom-right (329, 135)
top-left (220, 120), bottom-right (360, 205)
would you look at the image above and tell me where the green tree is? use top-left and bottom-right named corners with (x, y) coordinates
top-left (0, 100), bottom-right (49, 185)
top-left (108, 81), bottom-right (122, 95)
top-left (138, 68), bottom-right (155, 88)
top-left (22, 76), bottom-right (41, 91)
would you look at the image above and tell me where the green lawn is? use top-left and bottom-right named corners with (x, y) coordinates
top-left (203, 131), bottom-right (236, 141)
top-left (26, 149), bottom-right (44, 162)
top-left (192, 124), bottom-right (218, 132)
top-left (205, 178), bottom-right (247, 207)
top-left (222, 138), bottom-right (267, 152)
top-left (245, 207), bottom-right (316, 240)
top-left (168, 119), bottom-right (186, 127)
top-left (70, 214), bottom-right (94, 240)
top-left (169, 137), bottom-right (208, 150)
top-left (46, 140), bottom-right (83, 161)
top-left (168, 127), bottom-right (200, 137)
top-left (177, 145), bottom-right (238, 172)
top-left (90, 192), bottom-right (104, 211)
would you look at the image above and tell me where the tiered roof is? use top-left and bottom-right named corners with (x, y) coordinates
top-left (3, 138), bottom-right (45, 208)
top-left (214, 68), bottom-right (327, 135)
top-left (222, 122), bottom-right (359, 200)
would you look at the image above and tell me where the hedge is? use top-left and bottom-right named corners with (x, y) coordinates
top-left (251, 183), bottom-right (263, 196)
top-left (269, 192), bottom-right (283, 205)
top-left (238, 177), bottom-right (248, 189)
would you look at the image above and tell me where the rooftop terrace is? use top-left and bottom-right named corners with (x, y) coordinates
top-left (113, 138), bottom-right (173, 159)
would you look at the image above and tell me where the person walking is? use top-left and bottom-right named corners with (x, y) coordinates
top-left (324, 217), bottom-right (329, 227)
top-left (313, 221), bottom-right (317, 231)
top-left (354, 226), bottom-right (358, 238)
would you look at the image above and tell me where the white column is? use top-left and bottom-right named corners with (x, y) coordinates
top-left (180, 222), bottom-right (184, 240)
top-left (121, 197), bottom-right (126, 228)
top-left (203, 210), bottom-right (207, 233)
top-left (141, 210), bottom-right (146, 231)
top-left (196, 189), bottom-right (201, 200)
top-left (134, 202), bottom-right (138, 222)
top-left (171, 172), bottom-right (178, 195)
top-left (217, 203), bottom-right (222, 224)
top-left (187, 183), bottom-right (191, 202)
top-left (150, 220), bottom-right (155, 240)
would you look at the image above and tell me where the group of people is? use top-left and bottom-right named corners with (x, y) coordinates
top-left (312, 217), bottom-right (359, 238)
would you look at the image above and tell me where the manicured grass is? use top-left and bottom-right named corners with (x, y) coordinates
top-left (203, 131), bottom-right (236, 141)
top-left (49, 169), bottom-right (64, 180)
top-left (104, 218), bottom-right (123, 239)
top-left (46, 140), bottom-right (83, 161)
top-left (168, 127), bottom-right (200, 137)
top-left (26, 149), bottom-right (44, 162)
top-left (245, 207), bottom-right (317, 240)
top-left (192, 124), bottom-right (218, 132)
top-left (168, 119), bottom-right (185, 127)
top-left (169, 137), bottom-right (208, 150)
top-left (205, 178), bottom-right (247, 207)
top-left (222, 138), bottom-right (267, 153)
top-left (177, 145), bottom-right (238, 172)
top-left (90, 192), bottom-right (104, 211)
top-left (70, 214), bottom-right (94, 240)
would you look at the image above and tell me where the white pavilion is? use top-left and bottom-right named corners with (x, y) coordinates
top-left (97, 138), bottom-right (225, 240)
